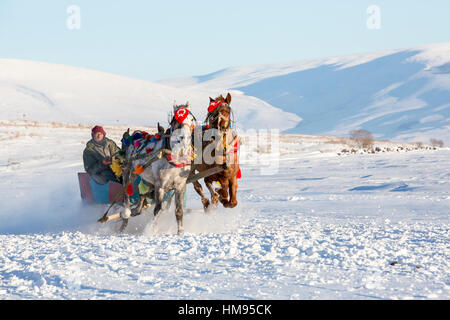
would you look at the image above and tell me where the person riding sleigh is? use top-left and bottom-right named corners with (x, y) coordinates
top-left (83, 125), bottom-right (121, 185)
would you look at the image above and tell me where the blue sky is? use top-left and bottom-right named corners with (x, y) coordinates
top-left (1, 0), bottom-right (449, 81)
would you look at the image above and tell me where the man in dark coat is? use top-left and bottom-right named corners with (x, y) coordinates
top-left (83, 125), bottom-right (121, 185)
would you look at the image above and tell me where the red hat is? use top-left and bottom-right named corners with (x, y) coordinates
top-left (91, 125), bottom-right (106, 137)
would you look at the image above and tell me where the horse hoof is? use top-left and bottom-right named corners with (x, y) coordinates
top-left (202, 199), bottom-right (210, 209)
top-left (130, 211), bottom-right (141, 217)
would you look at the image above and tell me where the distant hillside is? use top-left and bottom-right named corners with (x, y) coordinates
top-left (0, 60), bottom-right (301, 132)
top-left (160, 43), bottom-right (450, 144)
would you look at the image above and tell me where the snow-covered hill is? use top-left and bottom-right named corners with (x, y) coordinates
top-left (3, 44), bottom-right (449, 144)
top-left (0, 59), bottom-right (301, 132)
top-left (161, 43), bottom-right (450, 144)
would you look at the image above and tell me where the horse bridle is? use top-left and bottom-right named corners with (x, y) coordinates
top-left (205, 102), bottom-right (231, 128)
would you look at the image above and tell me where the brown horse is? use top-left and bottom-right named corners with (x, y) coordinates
top-left (191, 93), bottom-right (240, 210)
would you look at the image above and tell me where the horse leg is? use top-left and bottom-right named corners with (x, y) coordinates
top-left (204, 177), bottom-right (219, 209)
top-left (119, 167), bottom-right (132, 232)
top-left (120, 165), bottom-right (132, 217)
top-left (131, 195), bottom-right (146, 217)
top-left (153, 186), bottom-right (165, 217)
top-left (175, 185), bottom-right (186, 235)
top-left (118, 193), bottom-right (132, 232)
top-left (135, 181), bottom-right (155, 214)
top-left (192, 180), bottom-right (210, 210)
top-left (118, 218), bottom-right (128, 233)
top-left (217, 178), bottom-right (230, 207)
top-left (121, 187), bottom-right (132, 219)
top-left (228, 176), bottom-right (238, 208)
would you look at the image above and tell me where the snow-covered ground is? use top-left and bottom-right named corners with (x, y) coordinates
top-left (0, 122), bottom-right (448, 299)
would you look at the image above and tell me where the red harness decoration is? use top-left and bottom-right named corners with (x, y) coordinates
top-left (227, 139), bottom-right (239, 154)
top-left (225, 138), bottom-right (241, 179)
top-left (208, 100), bottom-right (224, 113)
top-left (233, 140), bottom-right (241, 179)
top-left (166, 153), bottom-right (191, 168)
top-left (174, 108), bottom-right (189, 124)
top-left (126, 183), bottom-right (134, 196)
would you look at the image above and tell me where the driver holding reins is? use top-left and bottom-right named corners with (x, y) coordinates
top-left (83, 125), bottom-right (121, 185)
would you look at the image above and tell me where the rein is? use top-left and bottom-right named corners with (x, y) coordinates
top-left (205, 102), bottom-right (232, 131)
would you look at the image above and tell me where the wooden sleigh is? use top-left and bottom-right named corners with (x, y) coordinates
top-left (78, 172), bottom-right (131, 204)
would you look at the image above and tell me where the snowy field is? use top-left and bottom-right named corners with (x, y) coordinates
top-left (0, 122), bottom-right (449, 299)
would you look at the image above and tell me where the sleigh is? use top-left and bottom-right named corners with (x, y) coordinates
top-left (77, 165), bottom-right (226, 225)
top-left (77, 172), bottom-right (133, 204)
top-left (78, 171), bottom-right (177, 205)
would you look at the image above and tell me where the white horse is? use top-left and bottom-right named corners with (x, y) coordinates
top-left (121, 105), bottom-right (196, 234)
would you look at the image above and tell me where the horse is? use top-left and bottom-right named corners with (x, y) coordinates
top-left (120, 103), bottom-right (196, 234)
top-left (191, 93), bottom-right (240, 211)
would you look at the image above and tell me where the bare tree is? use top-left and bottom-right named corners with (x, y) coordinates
top-left (430, 138), bottom-right (444, 148)
top-left (349, 129), bottom-right (374, 149)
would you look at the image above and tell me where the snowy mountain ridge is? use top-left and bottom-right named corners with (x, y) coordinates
top-left (2, 43), bottom-right (449, 145)
top-left (161, 42), bottom-right (450, 145)
top-left (0, 59), bottom-right (301, 132)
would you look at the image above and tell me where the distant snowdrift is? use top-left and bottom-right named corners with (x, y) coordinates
top-left (161, 43), bottom-right (450, 144)
top-left (0, 59), bottom-right (301, 132)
